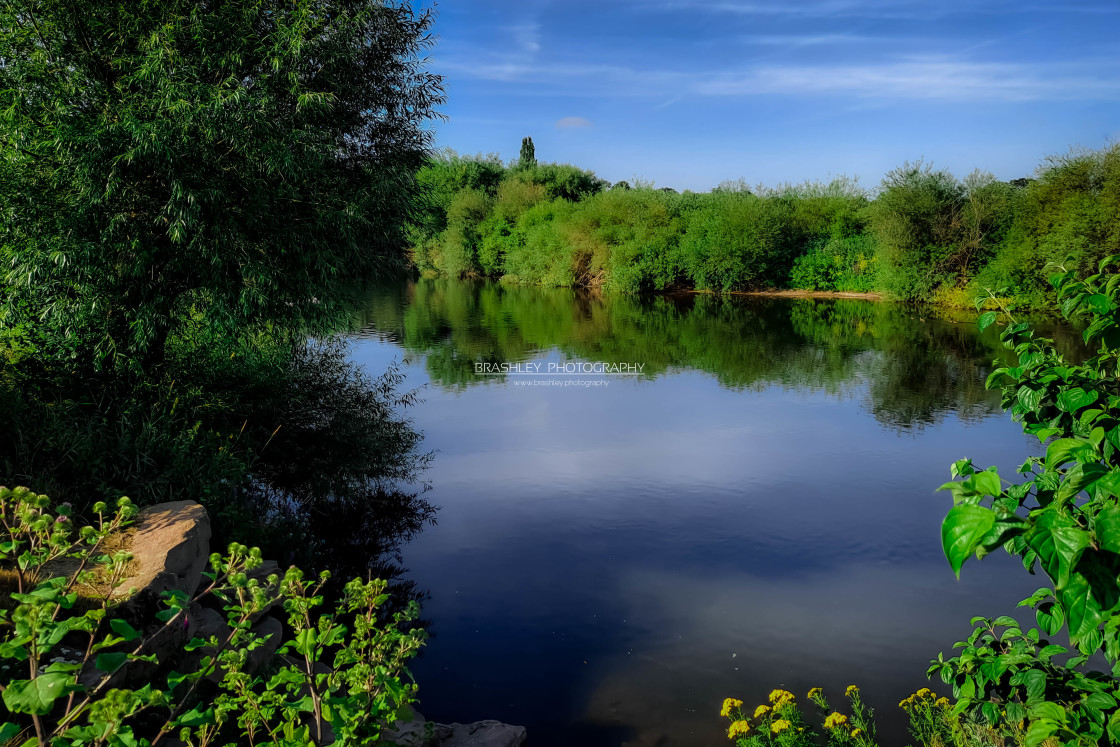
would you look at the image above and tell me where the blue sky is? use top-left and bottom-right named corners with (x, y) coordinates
top-left (423, 0), bottom-right (1120, 192)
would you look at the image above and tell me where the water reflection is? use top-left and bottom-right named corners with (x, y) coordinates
top-left (349, 279), bottom-right (1081, 746)
top-left (354, 279), bottom-right (1059, 428)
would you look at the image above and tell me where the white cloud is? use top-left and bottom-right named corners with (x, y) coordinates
top-left (506, 22), bottom-right (541, 53)
top-left (437, 53), bottom-right (1120, 103)
top-left (697, 58), bottom-right (1120, 101)
top-left (555, 116), bottom-right (593, 128)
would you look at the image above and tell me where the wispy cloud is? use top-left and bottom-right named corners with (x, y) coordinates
top-left (737, 32), bottom-right (877, 46)
top-left (506, 22), bottom-right (542, 54)
top-left (438, 53), bottom-right (1120, 103)
top-left (555, 116), bottom-right (593, 128)
top-left (697, 58), bottom-right (1120, 101)
top-left (638, 0), bottom-right (960, 19)
top-left (640, 0), bottom-right (1120, 18)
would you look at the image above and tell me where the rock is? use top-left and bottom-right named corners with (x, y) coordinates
top-left (80, 497), bottom-right (210, 694)
top-left (383, 704), bottom-right (438, 747)
top-left (435, 720), bottom-right (527, 747)
top-left (114, 501), bottom-right (211, 604)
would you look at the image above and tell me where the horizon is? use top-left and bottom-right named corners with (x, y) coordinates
top-left (426, 0), bottom-right (1120, 193)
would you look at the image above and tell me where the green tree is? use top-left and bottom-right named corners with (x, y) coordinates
top-left (0, 0), bottom-right (444, 372)
top-left (519, 136), bottom-right (537, 169)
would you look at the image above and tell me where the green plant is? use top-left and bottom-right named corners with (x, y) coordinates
top-left (0, 485), bottom-right (425, 745)
top-left (0, 0), bottom-right (443, 373)
top-left (719, 687), bottom-right (880, 747)
top-left (934, 257), bottom-right (1120, 745)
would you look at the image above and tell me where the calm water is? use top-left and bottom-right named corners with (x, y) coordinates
top-left (347, 278), bottom-right (1074, 747)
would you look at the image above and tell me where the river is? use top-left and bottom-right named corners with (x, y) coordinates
top-left (347, 277), bottom-right (1073, 746)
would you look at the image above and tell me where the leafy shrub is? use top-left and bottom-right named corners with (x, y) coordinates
top-left (733, 258), bottom-right (1120, 746)
top-left (0, 486), bottom-right (425, 746)
top-left (789, 235), bottom-right (878, 292)
top-left (930, 259), bottom-right (1120, 745)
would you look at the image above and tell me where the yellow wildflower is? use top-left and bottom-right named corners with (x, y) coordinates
top-left (727, 720), bottom-right (751, 739)
top-left (807, 687), bottom-right (823, 699)
top-left (845, 685), bottom-right (859, 697)
top-left (771, 719), bottom-right (792, 734)
top-left (935, 698), bottom-right (950, 708)
top-left (824, 713), bottom-right (849, 729)
top-left (852, 728), bottom-right (862, 738)
top-left (769, 689), bottom-right (795, 706)
top-left (916, 687), bottom-right (931, 698)
top-left (721, 698), bottom-right (743, 718)
top-left (754, 704), bottom-right (771, 719)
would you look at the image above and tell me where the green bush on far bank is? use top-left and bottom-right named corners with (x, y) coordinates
top-left (410, 143), bottom-right (1120, 310)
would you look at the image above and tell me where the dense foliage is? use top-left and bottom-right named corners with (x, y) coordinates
top-left (721, 262), bottom-right (1120, 746)
top-left (0, 487), bottom-right (425, 746)
top-left (930, 260), bottom-right (1120, 745)
top-left (0, 0), bottom-right (443, 372)
top-left (0, 0), bottom-right (439, 574)
top-left (410, 144), bottom-right (1120, 308)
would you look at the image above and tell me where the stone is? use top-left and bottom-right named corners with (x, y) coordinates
top-left (114, 501), bottom-right (211, 604)
top-left (435, 720), bottom-right (527, 747)
top-left (383, 704), bottom-right (438, 747)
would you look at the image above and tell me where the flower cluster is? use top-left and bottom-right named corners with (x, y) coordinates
top-left (719, 686), bottom-right (878, 746)
top-left (769, 689), bottom-right (795, 707)
top-left (898, 686), bottom-right (955, 747)
top-left (719, 689), bottom-right (813, 745)
top-left (722, 698), bottom-right (744, 718)
top-left (897, 687), bottom-right (941, 710)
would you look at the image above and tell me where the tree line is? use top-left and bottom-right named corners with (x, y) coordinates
top-left (408, 143), bottom-right (1120, 309)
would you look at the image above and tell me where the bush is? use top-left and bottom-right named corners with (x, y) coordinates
top-left (733, 257), bottom-right (1120, 745)
top-left (789, 235), bottom-right (878, 292)
top-left (0, 333), bottom-right (433, 573)
top-left (0, 486), bottom-right (425, 746)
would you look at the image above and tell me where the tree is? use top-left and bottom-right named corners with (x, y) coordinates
top-left (519, 136), bottom-right (536, 169)
top-left (0, 0), bottom-right (444, 372)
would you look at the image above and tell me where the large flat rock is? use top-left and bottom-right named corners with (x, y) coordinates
top-left (436, 720), bottom-right (527, 747)
top-left (114, 500), bottom-right (211, 602)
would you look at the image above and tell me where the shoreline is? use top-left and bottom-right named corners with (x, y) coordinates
top-left (733, 289), bottom-right (884, 300)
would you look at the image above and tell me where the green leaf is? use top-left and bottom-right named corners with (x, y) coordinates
top-left (1019, 385), bottom-right (1044, 412)
top-left (970, 469), bottom-right (1002, 497)
top-left (942, 505), bottom-right (997, 577)
top-left (1057, 387), bottom-right (1099, 413)
top-left (1096, 506), bottom-right (1120, 554)
top-left (1059, 573), bottom-right (1103, 647)
top-left (110, 618), bottom-right (141, 642)
top-left (1028, 701), bottom-right (1066, 723)
top-left (1109, 710), bottom-right (1120, 743)
top-left (1085, 692), bottom-right (1117, 711)
top-left (978, 311), bottom-right (998, 332)
top-left (1045, 438), bottom-right (1091, 470)
top-left (1036, 601), bottom-right (1065, 636)
top-left (95, 652), bottom-right (128, 673)
top-left (173, 706), bottom-right (216, 728)
top-left (1020, 669), bottom-right (1047, 703)
top-left (2, 673), bottom-right (77, 715)
top-left (1027, 513), bottom-right (1093, 589)
top-left (1025, 719), bottom-right (1059, 747)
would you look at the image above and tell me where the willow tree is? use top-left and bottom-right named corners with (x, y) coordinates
top-left (0, 0), bottom-right (444, 371)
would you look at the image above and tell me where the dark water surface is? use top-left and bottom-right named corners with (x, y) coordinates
top-left (347, 278), bottom-right (1074, 747)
